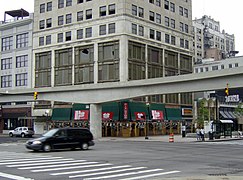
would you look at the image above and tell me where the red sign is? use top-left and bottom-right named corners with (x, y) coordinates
top-left (123, 103), bottom-right (128, 120)
top-left (102, 112), bottom-right (114, 121)
top-left (151, 110), bottom-right (163, 120)
top-left (135, 112), bottom-right (145, 120)
top-left (74, 110), bottom-right (89, 120)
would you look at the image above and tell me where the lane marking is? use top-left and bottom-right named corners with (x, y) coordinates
top-left (0, 157), bottom-right (63, 165)
top-left (51, 165), bottom-right (132, 176)
top-left (0, 172), bottom-right (33, 180)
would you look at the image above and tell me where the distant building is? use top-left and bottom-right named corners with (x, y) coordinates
top-left (193, 15), bottom-right (237, 63)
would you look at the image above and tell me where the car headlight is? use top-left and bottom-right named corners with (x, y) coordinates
top-left (32, 141), bottom-right (42, 145)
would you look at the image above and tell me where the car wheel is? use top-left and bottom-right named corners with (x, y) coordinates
top-left (43, 144), bottom-right (52, 152)
top-left (81, 142), bottom-right (89, 150)
top-left (9, 133), bottom-right (13, 137)
top-left (21, 133), bottom-right (25, 138)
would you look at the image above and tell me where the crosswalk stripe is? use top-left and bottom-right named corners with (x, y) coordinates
top-left (69, 167), bottom-right (147, 178)
top-left (0, 172), bottom-right (33, 180)
top-left (31, 163), bottom-right (112, 172)
top-left (19, 160), bottom-right (92, 170)
top-left (51, 165), bottom-right (132, 176)
top-left (7, 158), bottom-right (75, 167)
top-left (0, 157), bottom-right (64, 165)
top-left (118, 170), bottom-right (181, 180)
top-left (8, 159), bottom-right (86, 168)
top-left (82, 169), bottom-right (163, 180)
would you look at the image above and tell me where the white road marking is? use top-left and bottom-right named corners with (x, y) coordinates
top-left (81, 169), bottom-right (163, 180)
top-left (69, 167), bottom-right (147, 178)
top-left (0, 157), bottom-right (63, 165)
top-left (31, 163), bottom-right (112, 172)
top-left (51, 165), bottom-right (132, 176)
top-left (118, 170), bottom-right (181, 180)
top-left (0, 172), bottom-right (33, 180)
top-left (8, 159), bottom-right (86, 168)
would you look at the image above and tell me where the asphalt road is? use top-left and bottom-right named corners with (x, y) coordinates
top-left (0, 137), bottom-right (243, 180)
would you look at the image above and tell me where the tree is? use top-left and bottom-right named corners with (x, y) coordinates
top-left (197, 98), bottom-right (210, 127)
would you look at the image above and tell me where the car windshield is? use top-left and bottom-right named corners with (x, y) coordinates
top-left (42, 129), bottom-right (59, 137)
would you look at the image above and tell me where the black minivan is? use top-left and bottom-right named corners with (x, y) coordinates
top-left (26, 127), bottom-right (94, 152)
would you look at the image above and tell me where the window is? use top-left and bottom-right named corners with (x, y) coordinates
top-left (156, 0), bottom-right (161, 7)
top-left (212, 65), bottom-right (218, 71)
top-left (235, 63), bottom-right (239, 67)
top-left (78, 0), bottom-right (83, 3)
top-left (86, 9), bottom-right (92, 19)
top-left (221, 65), bottom-right (224, 69)
top-left (139, 25), bottom-right (144, 36)
top-left (40, 3), bottom-right (45, 13)
top-left (58, 0), bottom-right (64, 8)
top-left (179, 6), bottom-right (183, 16)
top-left (16, 73), bottom-right (27, 87)
top-left (164, 0), bottom-right (169, 10)
top-left (156, 31), bottom-right (161, 41)
top-left (58, 16), bottom-right (64, 25)
top-left (150, 29), bottom-right (155, 39)
top-left (1, 58), bottom-right (12, 70)
top-left (170, 2), bottom-right (175, 12)
top-left (47, 2), bottom-right (52, 11)
top-left (16, 55), bottom-right (28, 68)
top-left (184, 8), bottom-right (188, 18)
top-left (138, 7), bottom-right (144, 18)
top-left (77, 11), bottom-right (83, 21)
top-left (229, 64), bottom-right (233, 68)
top-left (149, 11), bottom-right (154, 21)
top-left (185, 24), bottom-right (188, 33)
top-left (1, 75), bottom-right (12, 88)
top-left (132, 24), bottom-right (137, 34)
top-left (185, 40), bottom-right (189, 49)
top-left (171, 19), bottom-right (175, 28)
top-left (180, 38), bottom-right (184, 48)
top-left (66, 0), bottom-right (72, 6)
top-left (46, 18), bottom-right (52, 28)
top-left (57, 33), bottom-right (63, 43)
top-left (99, 25), bottom-right (106, 35)
top-left (85, 27), bottom-right (92, 38)
top-left (165, 16), bottom-right (169, 27)
top-left (16, 33), bottom-right (28, 48)
top-left (156, 13), bottom-right (161, 24)
top-left (100, 6), bottom-right (106, 16)
top-left (171, 36), bottom-right (176, 45)
top-left (108, 4), bottom-right (115, 15)
top-left (39, 20), bottom-right (45, 29)
top-left (180, 22), bottom-right (184, 32)
top-left (1, 36), bottom-right (13, 51)
top-left (149, 0), bottom-right (154, 4)
top-left (108, 23), bottom-right (115, 34)
top-left (39, 37), bottom-right (44, 46)
top-left (205, 67), bottom-right (209, 71)
top-left (46, 35), bottom-right (51, 45)
top-left (66, 31), bottom-right (71, 41)
top-left (77, 29), bottom-right (83, 39)
top-left (165, 34), bottom-right (170, 43)
top-left (66, 14), bottom-right (72, 24)
top-left (132, 5), bottom-right (137, 16)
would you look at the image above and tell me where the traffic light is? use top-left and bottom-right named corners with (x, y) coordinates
top-left (34, 92), bottom-right (38, 100)
top-left (225, 84), bottom-right (229, 96)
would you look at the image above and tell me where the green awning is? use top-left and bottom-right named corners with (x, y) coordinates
top-left (165, 108), bottom-right (182, 120)
top-left (51, 108), bottom-right (72, 121)
top-left (150, 103), bottom-right (165, 120)
top-left (102, 102), bottom-right (120, 120)
top-left (129, 102), bottom-right (149, 121)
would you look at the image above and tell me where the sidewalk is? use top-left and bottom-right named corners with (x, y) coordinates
top-left (97, 134), bottom-right (243, 143)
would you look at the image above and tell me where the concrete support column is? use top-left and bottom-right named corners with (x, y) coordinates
top-left (119, 35), bottom-right (128, 82)
top-left (93, 43), bottom-right (98, 84)
top-left (90, 104), bottom-right (102, 139)
top-left (51, 49), bottom-right (55, 87)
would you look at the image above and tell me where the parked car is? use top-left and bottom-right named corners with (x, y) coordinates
top-left (25, 127), bottom-right (95, 152)
top-left (9, 127), bottom-right (34, 138)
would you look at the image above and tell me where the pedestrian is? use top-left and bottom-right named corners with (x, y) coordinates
top-left (200, 128), bottom-right (205, 141)
top-left (196, 127), bottom-right (201, 141)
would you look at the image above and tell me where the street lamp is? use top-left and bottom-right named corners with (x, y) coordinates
top-left (145, 102), bottom-right (150, 139)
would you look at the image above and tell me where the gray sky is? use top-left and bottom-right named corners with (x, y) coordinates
top-left (0, 0), bottom-right (242, 55)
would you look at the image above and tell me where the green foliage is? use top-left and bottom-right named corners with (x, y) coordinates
top-left (235, 103), bottom-right (243, 115)
top-left (197, 98), bottom-right (209, 127)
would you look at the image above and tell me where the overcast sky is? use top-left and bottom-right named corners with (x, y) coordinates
top-left (0, 0), bottom-right (242, 55)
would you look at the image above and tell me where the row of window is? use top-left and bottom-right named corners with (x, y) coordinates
top-left (39, 4), bottom-right (115, 30)
top-left (1, 33), bottom-right (28, 51)
top-left (195, 63), bottom-right (239, 73)
top-left (132, 4), bottom-right (189, 34)
top-left (1, 55), bottom-right (28, 70)
top-left (1, 73), bottom-right (28, 88)
top-left (39, 23), bottom-right (115, 46)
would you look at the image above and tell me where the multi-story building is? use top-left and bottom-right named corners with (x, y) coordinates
top-left (0, 9), bottom-right (34, 132)
top-left (193, 15), bottom-right (236, 63)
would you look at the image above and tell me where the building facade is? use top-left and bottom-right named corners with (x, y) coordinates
top-left (193, 15), bottom-right (236, 63)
